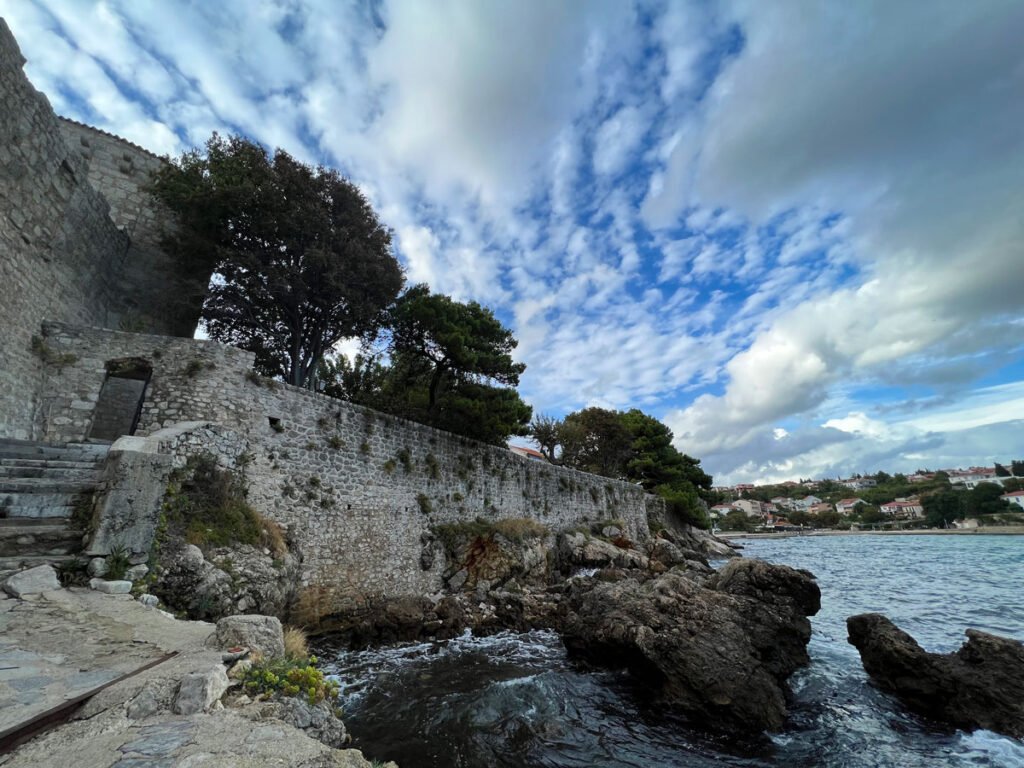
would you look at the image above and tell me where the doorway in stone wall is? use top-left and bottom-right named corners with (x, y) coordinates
top-left (87, 357), bottom-right (152, 442)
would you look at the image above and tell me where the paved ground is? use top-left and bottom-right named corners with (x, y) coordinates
top-left (0, 587), bottom-right (390, 767)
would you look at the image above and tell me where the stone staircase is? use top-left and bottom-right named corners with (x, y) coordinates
top-left (0, 439), bottom-right (109, 572)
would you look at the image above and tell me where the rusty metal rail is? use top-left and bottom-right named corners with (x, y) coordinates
top-left (0, 651), bottom-right (178, 755)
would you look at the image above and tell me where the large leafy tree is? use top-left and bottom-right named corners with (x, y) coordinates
top-left (546, 407), bottom-right (712, 528)
top-left (152, 134), bottom-right (404, 388)
top-left (318, 285), bottom-right (532, 444)
top-left (387, 284), bottom-right (526, 413)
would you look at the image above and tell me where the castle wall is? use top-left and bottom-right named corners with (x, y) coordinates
top-left (39, 323), bottom-right (654, 603)
top-left (0, 19), bottom-right (204, 439)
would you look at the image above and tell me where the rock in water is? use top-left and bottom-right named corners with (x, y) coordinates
top-left (560, 558), bottom-right (820, 733)
top-left (847, 613), bottom-right (1024, 739)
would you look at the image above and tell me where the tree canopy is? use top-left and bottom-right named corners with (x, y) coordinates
top-left (152, 134), bottom-right (404, 389)
top-left (534, 407), bottom-right (712, 528)
top-left (319, 285), bottom-right (531, 445)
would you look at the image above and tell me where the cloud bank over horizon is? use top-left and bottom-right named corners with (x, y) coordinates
top-left (5, 0), bottom-right (1023, 484)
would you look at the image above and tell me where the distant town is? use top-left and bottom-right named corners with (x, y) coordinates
top-left (707, 462), bottom-right (1024, 532)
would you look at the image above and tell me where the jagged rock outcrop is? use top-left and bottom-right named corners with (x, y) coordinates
top-left (153, 542), bottom-right (301, 620)
top-left (559, 558), bottom-right (820, 733)
top-left (556, 531), bottom-right (649, 571)
top-left (847, 613), bottom-right (1024, 738)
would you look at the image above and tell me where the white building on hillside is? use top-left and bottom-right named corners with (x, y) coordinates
top-left (835, 498), bottom-right (865, 515)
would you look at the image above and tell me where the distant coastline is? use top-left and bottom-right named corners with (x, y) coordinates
top-left (718, 526), bottom-right (1024, 540)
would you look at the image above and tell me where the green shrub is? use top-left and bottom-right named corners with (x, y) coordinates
top-left (105, 543), bottom-right (131, 580)
top-left (425, 453), bottom-right (440, 479)
top-left (431, 516), bottom-right (547, 551)
top-left (242, 655), bottom-right (340, 707)
top-left (383, 459), bottom-right (396, 474)
top-left (162, 454), bottom-right (277, 550)
top-left (397, 448), bottom-right (413, 472)
top-left (327, 436), bottom-right (344, 450)
top-left (416, 493), bottom-right (433, 514)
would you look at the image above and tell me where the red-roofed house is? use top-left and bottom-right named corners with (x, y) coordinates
top-left (509, 446), bottom-right (548, 463)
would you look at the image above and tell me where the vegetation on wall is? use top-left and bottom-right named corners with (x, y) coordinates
top-left (528, 407), bottom-right (712, 528)
top-left (163, 453), bottom-right (286, 553)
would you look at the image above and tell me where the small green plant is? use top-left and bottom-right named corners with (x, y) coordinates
top-left (327, 436), bottom-right (344, 450)
top-left (30, 335), bottom-right (77, 367)
top-left (242, 655), bottom-right (340, 707)
top-left (416, 493), bottom-right (433, 515)
top-left (397, 448), bottom-right (413, 472)
top-left (105, 544), bottom-right (131, 580)
top-left (308, 476), bottom-right (321, 488)
top-left (304, 441), bottom-right (317, 450)
top-left (360, 441), bottom-right (371, 454)
top-left (383, 459), bottom-right (396, 474)
top-left (182, 360), bottom-right (205, 377)
top-left (425, 453), bottom-right (440, 479)
top-left (453, 492), bottom-right (464, 502)
top-left (590, 487), bottom-right (601, 503)
top-left (271, 421), bottom-right (285, 433)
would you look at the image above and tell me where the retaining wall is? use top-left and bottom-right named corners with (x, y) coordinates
top-left (40, 323), bottom-right (656, 603)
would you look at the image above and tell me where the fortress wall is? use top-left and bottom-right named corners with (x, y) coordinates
top-left (41, 323), bottom-right (654, 602)
top-left (0, 19), bottom-right (205, 439)
top-left (57, 120), bottom-right (204, 338)
top-left (0, 20), bottom-right (128, 439)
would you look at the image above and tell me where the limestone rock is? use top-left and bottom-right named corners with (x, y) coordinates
top-left (87, 557), bottom-right (108, 578)
top-left (262, 695), bottom-right (349, 748)
top-left (4, 565), bottom-right (61, 597)
top-left (215, 615), bottom-right (285, 658)
top-left (556, 531), bottom-right (648, 571)
top-left (139, 593), bottom-right (159, 607)
top-left (90, 578), bottom-right (133, 594)
top-left (152, 541), bottom-right (300, 621)
top-left (125, 564), bottom-right (149, 580)
top-left (126, 680), bottom-right (171, 720)
top-left (173, 666), bottom-right (230, 714)
top-left (560, 558), bottom-right (820, 733)
top-left (847, 613), bottom-right (1024, 739)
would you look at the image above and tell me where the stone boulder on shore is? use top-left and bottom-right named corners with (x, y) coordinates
top-left (847, 613), bottom-right (1024, 739)
top-left (560, 557), bottom-right (820, 733)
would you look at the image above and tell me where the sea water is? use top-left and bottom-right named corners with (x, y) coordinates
top-left (319, 535), bottom-right (1024, 767)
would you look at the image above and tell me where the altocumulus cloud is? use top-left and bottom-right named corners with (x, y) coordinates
top-left (4, 0), bottom-right (1023, 484)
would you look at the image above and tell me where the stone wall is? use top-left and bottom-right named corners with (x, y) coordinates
top-left (39, 323), bottom-right (655, 603)
top-left (58, 120), bottom-right (204, 338)
top-left (0, 19), bottom-right (205, 439)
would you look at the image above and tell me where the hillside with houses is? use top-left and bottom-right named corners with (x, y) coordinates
top-left (710, 462), bottom-right (1024, 533)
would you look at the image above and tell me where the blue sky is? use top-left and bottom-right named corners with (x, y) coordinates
top-left (5, 0), bottom-right (1024, 484)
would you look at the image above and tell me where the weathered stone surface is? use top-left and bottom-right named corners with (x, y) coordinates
top-left (125, 564), bottom-right (148, 580)
top-left (125, 681), bottom-right (166, 720)
top-left (86, 446), bottom-right (174, 559)
top-left (87, 557), bottom-right (108, 578)
top-left (173, 667), bottom-right (229, 715)
top-left (90, 578), bottom-right (133, 594)
top-left (138, 593), bottom-right (159, 607)
top-left (4, 565), bottom-right (61, 597)
top-left (560, 558), bottom-right (820, 733)
top-left (261, 696), bottom-right (349, 749)
top-left (152, 542), bottom-right (301, 621)
top-left (556, 531), bottom-right (649, 571)
top-left (215, 615), bottom-right (285, 658)
top-left (847, 613), bottom-right (1024, 739)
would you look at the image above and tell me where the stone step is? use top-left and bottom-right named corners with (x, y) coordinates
top-left (0, 465), bottom-right (103, 481)
top-left (0, 494), bottom-right (83, 518)
top-left (0, 478), bottom-right (98, 494)
top-left (0, 439), bottom-right (109, 463)
top-left (0, 554), bottom-right (80, 572)
top-left (0, 457), bottom-right (105, 470)
top-left (0, 521), bottom-right (81, 557)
